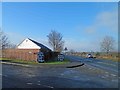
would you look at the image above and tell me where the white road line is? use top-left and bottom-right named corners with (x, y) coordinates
top-left (26, 81), bottom-right (54, 88)
top-left (105, 74), bottom-right (109, 77)
top-left (105, 72), bottom-right (109, 74)
top-left (37, 84), bottom-right (41, 85)
top-left (97, 62), bottom-right (116, 66)
top-left (42, 85), bottom-right (54, 88)
top-left (37, 80), bottom-right (54, 88)
top-left (89, 68), bottom-right (92, 69)
top-left (111, 80), bottom-right (118, 82)
top-left (60, 74), bottom-right (64, 76)
top-left (87, 79), bottom-right (90, 80)
top-left (111, 74), bottom-right (117, 77)
top-left (2, 62), bottom-right (30, 67)
top-left (28, 75), bottom-right (35, 77)
top-left (0, 74), bottom-right (7, 77)
top-left (101, 76), bottom-right (106, 78)
top-left (26, 83), bottom-right (33, 85)
top-left (91, 68), bottom-right (96, 70)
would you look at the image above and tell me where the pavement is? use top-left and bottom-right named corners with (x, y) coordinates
top-left (1, 56), bottom-right (119, 88)
top-left (1, 61), bottom-right (30, 67)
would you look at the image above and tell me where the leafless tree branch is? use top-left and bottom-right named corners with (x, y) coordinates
top-left (100, 36), bottom-right (115, 54)
top-left (47, 30), bottom-right (64, 52)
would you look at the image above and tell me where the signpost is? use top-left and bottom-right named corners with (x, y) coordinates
top-left (37, 52), bottom-right (44, 63)
top-left (58, 54), bottom-right (65, 61)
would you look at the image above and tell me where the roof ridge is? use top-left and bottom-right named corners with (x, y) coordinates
top-left (28, 38), bottom-right (51, 51)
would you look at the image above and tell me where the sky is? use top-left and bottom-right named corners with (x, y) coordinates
top-left (2, 2), bottom-right (118, 52)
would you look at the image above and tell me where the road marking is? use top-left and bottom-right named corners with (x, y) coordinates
top-left (27, 83), bottom-right (33, 85)
top-left (37, 84), bottom-right (41, 85)
top-left (89, 68), bottom-right (92, 70)
top-left (97, 62), bottom-right (116, 66)
top-left (42, 85), bottom-right (54, 88)
top-left (0, 74), bottom-right (7, 77)
top-left (111, 80), bottom-right (118, 82)
top-left (111, 74), bottom-right (117, 77)
top-left (87, 79), bottom-right (90, 80)
top-left (36, 81), bottom-right (54, 88)
top-left (101, 76), bottom-right (106, 78)
top-left (60, 74), bottom-right (64, 76)
top-left (105, 72), bottom-right (109, 74)
top-left (28, 75), bottom-right (35, 77)
top-left (2, 62), bottom-right (30, 67)
top-left (91, 68), bottom-right (96, 70)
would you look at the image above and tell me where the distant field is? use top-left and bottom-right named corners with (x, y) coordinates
top-left (67, 52), bottom-right (119, 62)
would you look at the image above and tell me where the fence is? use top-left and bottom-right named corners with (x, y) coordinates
top-left (2, 49), bottom-right (39, 61)
top-left (2, 49), bottom-right (60, 62)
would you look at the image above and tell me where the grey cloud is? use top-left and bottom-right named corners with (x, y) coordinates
top-left (85, 10), bottom-right (118, 34)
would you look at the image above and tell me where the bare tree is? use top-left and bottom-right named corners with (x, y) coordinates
top-left (0, 30), bottom-right (9, 49)
top-left (100, 36), bottom-right (115, 54)
top-left (7, 43), bottom-right (16, 49)
top-left (47, 30), bottom-right (64, 52)
top-left (0, 30), bottom-right (15, 49)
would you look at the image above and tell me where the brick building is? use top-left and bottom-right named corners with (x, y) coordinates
top-left (2, 38), bottom-right (52, 61)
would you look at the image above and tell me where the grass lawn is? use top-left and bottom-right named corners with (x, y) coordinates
top-left (0, 58), bottom-right (70, 65)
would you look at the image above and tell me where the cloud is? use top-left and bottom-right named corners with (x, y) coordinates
top-left (64, 38), bottom-right (100, 52)
top-left (42, 10), bottom-right (118, 52)
top-left (85, 26), bottom-right (96, 34)
top-left (85, 10), bottom-right (118, 34)
top-left (96, 11), bottom-right (118, 31)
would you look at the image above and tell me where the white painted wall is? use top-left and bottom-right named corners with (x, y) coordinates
top-left (17, 38), bottom-right (41, 49)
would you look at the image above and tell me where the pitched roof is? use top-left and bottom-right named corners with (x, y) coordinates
top-left (28, 38), bottom-right (51, 51)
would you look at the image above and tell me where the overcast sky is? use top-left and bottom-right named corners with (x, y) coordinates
top-left (2, 2), bottom-right (118, 52)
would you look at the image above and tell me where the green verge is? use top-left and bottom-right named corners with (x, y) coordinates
top-left (44, 59), bottom-right (70, 65)
top-left (0, 58), bottom-right (70, 65)
top-left (95, 57), bottom-right (119, 62)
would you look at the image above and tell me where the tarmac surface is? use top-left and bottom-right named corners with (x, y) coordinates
top-left (1, 56), bottom-right (119, 88)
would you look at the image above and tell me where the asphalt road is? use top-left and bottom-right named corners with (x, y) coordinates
top-left (66, 55), bottom-right (119, 74)
top-left (1, 56), bottom-right (119, 88)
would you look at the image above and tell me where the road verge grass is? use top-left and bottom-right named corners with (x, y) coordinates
top-left (95, 57), bottom-right (119, 62)
top-left (0, 58), bottom-right (70, 65)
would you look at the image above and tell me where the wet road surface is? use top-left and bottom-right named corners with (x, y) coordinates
top-left (2, 58), bottom-right (119, 88)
